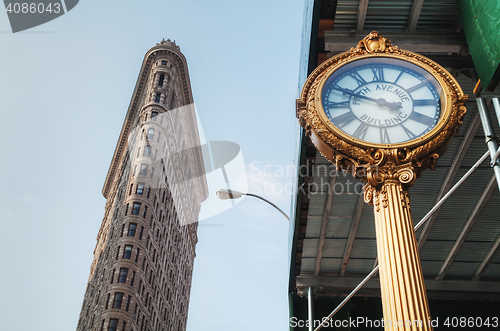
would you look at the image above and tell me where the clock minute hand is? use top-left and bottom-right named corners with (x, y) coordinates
top-left (334, 87), bottom-right (379, 103)
top-left (334, 87), bottom-right (402, 111)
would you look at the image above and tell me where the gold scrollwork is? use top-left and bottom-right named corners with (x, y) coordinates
top-left (356, 31), bottom-right (397, 53)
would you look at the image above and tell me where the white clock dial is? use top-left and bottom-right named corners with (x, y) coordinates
top-left (321, 58), bottom-right (442, 144)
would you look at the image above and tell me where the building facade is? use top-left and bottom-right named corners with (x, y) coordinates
top-left (76, 39), bottom-right (208, 331)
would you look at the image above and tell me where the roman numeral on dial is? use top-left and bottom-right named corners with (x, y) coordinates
top-left (401, 124), bottom-right (416, 139)
top-left (372, 67), bottom-right (384, 82)
top-left (332, 111), bottom-right (356, 128)
top-left (413, 99), bottom-right (437, 106)
top-left (326, 100), bottom-right (349, 109)
top-left (349, 72), bottom-right (366, 86)
top-left (407, 81), bottom-right (427, 92)
top-left (394, 71), bottom-right (403, 84)
top-left (352, 123), bottom-right (368, 140)
top-left (409, 111), bottom-right (436, 127)
top-left (380, 127), bottom-right (391, 143)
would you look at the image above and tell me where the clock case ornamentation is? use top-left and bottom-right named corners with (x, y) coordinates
top-left (296, 31), bottom-right (468, 194)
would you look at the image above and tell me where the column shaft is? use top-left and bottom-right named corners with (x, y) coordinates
top-left (373, 181), bottom-right (432, 330)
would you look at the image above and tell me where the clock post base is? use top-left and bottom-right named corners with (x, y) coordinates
top-left (367, 181), bottom-right (433, 330)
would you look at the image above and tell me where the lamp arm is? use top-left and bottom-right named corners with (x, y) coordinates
top-left (243, 193), bottom-right (290, 221)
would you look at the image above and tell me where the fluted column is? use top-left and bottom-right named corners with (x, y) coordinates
top-left (367, 181), bottom-right (432, 330)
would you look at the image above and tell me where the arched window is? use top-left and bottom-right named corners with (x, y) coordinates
top-left (151, 112), bottom-right (158, 121)
top-left (147, 128), bottom-right (154, 140)
top-left (155, 93), bottom-right (161, 103)
top-left (143, 146), bottom-right (151, 157)
top-left (158, 74), bottom-right (165, 87)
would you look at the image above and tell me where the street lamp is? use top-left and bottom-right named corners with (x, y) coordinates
top-left (216, 188), bottom-right (290, 221)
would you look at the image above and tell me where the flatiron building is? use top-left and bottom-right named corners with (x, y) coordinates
top-left (76, 39), bottom-right (208, 331)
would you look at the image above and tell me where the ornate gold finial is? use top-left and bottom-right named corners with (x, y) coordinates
top-left (355, 31), bottom-right (395, 53)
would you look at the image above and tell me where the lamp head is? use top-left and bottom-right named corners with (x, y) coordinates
top-left (216, 188), bottom-right (242, 200)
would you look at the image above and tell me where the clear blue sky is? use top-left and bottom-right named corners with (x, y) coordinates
top-left (0, 1), bottom-right (304, 330)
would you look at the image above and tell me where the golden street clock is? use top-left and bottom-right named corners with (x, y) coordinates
top-left (298, 32), bottom-right (469, 330)
top-left (297, 32), bottom-right (467, 182)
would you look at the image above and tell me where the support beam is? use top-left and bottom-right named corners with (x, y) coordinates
top-left (472, 233), bottom-right (500, 281)
top-left (307, 287), bottom-right (314, 331)
top-left (339, 193), bottom-right (364, 276)
top-left (314, 175), bottom-right (336, 276)
top-left (356, 0), bottom-right (369, 32)
top-left (477, 97), bottom-right (500, 191)
top-left (436, 175), bottom-right (497, 280)
top-left (297, 275), bottom-right (500, 294)
top-left (493, 98), bottom-right (500, 143)
top-left (418, 111), bottom-right (481, 248)
top-left (325, 31), bottom-right (467, 54)
top-left (407, 0), bottom-right (425, 32)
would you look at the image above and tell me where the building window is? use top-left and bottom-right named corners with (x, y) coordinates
top-left (113, 293), bottom-right (124, 309)
top-left (130, 271), bottom-right (136, 286)
top-left (116, 247), bottom-right (120, 260)
top-left (151, 111), bottom-right (158, 121)
top-left (128, 223), bottom-right (137, 236)
top-left (132, 202), bottom-right (141, 215)
top-left (142, 206), bottom-right (148, 218)
top-left (147, 128), bottom-right (155, 140)
top-left (161, 61), bottom-right (167, 65)
top-left (143, 146), bottom-right (151, 157)
top-left (124, 204), bottom-right (129, 216)
top-left (150, 168), bottom-right (155, 179)
top-left (135, 248), bottom-right (140, 262)
top-left (125, 295), bottom-right (131, 312)
top-left (110, 269), bottom-right (115, 284)
top-left (147, 187), bottom-right (151, 198)
top-left (139, 164), bottom-right (148, 176)
top-left (155, 93), bottom-right (161, 103)
top-left (108, 318), bottom-right (118, 331)
top-left (159, 74), bottom-right (165, 87)
top-left (118, 268), bottom-right (128, 283)
top-left (105, 293), bottom-right (110, 309)
top-left (139, 226), bottom-right (144, 240)
top-left (123, 245), bottom-right (133, 259)
top-left (136, 183), bottom-right (144, 195)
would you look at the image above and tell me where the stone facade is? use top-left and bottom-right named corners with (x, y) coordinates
top-left (76, 40), bottom-right (208, 331)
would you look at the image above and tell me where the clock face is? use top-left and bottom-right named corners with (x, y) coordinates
top-left (321, 57), bottom-right (443, 145)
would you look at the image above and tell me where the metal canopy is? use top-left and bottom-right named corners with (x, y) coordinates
top-left (291, 0), bottom-right (500, 302)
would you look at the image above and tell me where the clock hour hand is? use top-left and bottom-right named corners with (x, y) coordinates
top-left (333, 87), bottom-right (402, 111)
